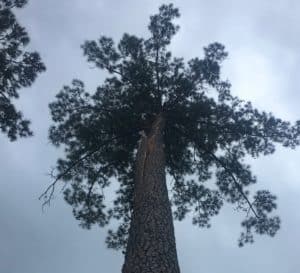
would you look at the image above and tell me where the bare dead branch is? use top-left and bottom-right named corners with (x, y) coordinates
top-left (39, 148), bottom-right (99, 207)
top-left (40, 129), bottom-right (139, 207)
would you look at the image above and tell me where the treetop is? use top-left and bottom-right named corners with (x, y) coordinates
top-left (43, 3), bottom-right (300, 250)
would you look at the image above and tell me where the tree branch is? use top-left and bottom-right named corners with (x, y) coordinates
top-left (39, 148), bottom-right (101, 207)
top-left (86, 163), bottom-right (114, 204)
top-left (198, 147), bottom-right (259, 218)
top-left (155, 47), bottom-right (161, 106)
top-left (0, 3), bottom-right (17, 11)
top-left (0, 90), bottom-right (10, 102)
top-left (39, 129), bottom-right (139, 207)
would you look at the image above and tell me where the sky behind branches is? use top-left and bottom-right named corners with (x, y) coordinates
top-left (1, 1), bottom-right (300, 272)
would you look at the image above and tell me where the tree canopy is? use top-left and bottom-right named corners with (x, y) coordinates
top-left (42, 4), bottom-right (300, 250)
top-left (0, 0), bottom-right (45, 141)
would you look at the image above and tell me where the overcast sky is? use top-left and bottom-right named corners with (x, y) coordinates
top-left (1, 0), bottom-right (300, 272)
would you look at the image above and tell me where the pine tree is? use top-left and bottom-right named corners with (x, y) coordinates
top-left (42, 4), bottom-right (300, 272)
top-left (0, 0), bottom-right (45, 141)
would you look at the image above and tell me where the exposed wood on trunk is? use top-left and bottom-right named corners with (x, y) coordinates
top-left (122, 113), bottom-right (180, 273)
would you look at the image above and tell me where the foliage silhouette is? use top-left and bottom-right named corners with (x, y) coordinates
top-left (43, 4), bottom-right (300, 253)
top-left (0, 0), bottom-right (45, 141)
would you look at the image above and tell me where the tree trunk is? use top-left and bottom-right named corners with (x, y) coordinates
top-left (122, 113), bottom-right (180, 273)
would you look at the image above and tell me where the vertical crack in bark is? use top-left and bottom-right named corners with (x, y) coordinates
top-left (137, 130), bottom-right (148, 196)
top-left (122, 113), bottom-right (180, 273)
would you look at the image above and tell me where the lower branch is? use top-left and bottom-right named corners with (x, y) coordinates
top-left (198, 147), bottom-right (259, 218)
top-left (40, 130), bottom-right (139, 207)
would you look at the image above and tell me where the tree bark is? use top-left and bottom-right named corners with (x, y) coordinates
top-left (122, 113), bottom-right (180, 273)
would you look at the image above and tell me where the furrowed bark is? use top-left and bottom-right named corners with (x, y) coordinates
top-left (122, 113), bottom-right (180, 273)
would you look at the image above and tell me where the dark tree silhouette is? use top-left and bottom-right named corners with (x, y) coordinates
top-left (42, 4), bottom-right (300, 272)
top-left (0, 0), bottom-right (45, 141)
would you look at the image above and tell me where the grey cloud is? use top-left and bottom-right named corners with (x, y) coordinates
top-left (1, 1), bottom-right (300, 272)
